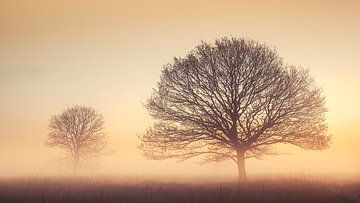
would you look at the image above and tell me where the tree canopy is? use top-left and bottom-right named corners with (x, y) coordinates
top-left (47, 105), bottom-right (107, 173)
top-left (140, 37), bottom-right (330, 181)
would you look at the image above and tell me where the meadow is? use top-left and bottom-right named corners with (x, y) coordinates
top-left (0, 176), bottom-right (359, 203)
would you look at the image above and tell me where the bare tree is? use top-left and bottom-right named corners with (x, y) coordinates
top-left (139, 37), bottom-right (330, 182)
top-left (47, 105), bottom-right (107, 174)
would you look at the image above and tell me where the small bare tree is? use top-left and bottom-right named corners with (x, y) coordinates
top-left (139, 37), bottom-right (330, 182)
top-left (47, 105), bottom-right (107, 174)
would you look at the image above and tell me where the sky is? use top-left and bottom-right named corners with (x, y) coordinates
top-left (0, 0), bottom-right (359, 178)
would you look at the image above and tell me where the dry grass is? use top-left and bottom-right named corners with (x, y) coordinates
top-left (0, 176), bottom-right (359, 203)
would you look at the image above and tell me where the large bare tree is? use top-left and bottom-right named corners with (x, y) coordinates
top-left (47, 105), bottom-right (107, 174)
top-left (139, 37), bottom-right (330, 181)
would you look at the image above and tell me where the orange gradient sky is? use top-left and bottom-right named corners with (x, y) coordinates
top-left (0, 0), bottom-right (359, 177)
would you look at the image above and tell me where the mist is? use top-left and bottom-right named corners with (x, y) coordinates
top-left (1, 1), bottom-right (360, 202)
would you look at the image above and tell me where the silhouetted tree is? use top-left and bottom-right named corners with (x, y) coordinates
top-left (47, 105), bottom-right (107, 174)
top-left (140, 37), bottom-right (330, 182)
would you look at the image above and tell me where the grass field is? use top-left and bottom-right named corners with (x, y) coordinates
top-left (0, 176), bottom-right (359, 203)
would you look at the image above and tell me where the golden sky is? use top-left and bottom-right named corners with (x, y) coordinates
top-left (0, 0), bottom-right (359, 177)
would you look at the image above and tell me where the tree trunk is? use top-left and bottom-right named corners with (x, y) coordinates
top-left (236, 149), bottom-right (246, 182)
top-left (73, 156), bottom-right (79, 176)
top-left (73, 160), bottom-right (78, 176)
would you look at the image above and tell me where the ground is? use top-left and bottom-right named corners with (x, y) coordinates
top-left (0, 176), bottom-right (359, 203)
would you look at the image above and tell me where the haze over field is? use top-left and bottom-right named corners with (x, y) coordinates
top-left (0, 0), bottom-right (359, 178)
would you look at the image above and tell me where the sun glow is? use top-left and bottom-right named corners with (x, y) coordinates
top-left (0, 0), bottom-right (359, 179)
